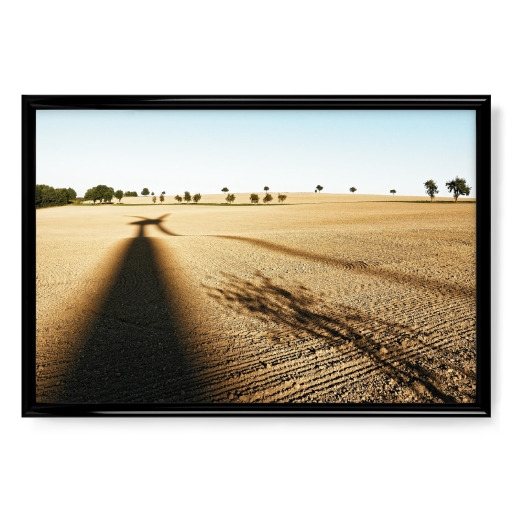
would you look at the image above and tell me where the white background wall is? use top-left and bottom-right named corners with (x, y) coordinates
top-left (2, 1), bottom-right (509, 510)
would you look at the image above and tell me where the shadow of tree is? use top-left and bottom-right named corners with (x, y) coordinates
top-left (205, 272), bottom-right (475, 403)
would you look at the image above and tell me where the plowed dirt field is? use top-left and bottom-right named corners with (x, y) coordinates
top-left (36, 194), bottom-right (476, 404)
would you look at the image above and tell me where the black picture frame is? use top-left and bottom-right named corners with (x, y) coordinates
top-left (22, 95), bottom-right (491, 417)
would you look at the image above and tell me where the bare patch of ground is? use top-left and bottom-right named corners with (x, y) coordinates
top-left (36, 194), bottom-right (476, 404)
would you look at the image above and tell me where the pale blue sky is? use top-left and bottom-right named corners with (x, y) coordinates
top-left (36, 109), bottom-right (476, 197)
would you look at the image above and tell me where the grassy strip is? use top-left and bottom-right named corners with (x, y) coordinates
top-left (36, 203), bottom-right (73, 209)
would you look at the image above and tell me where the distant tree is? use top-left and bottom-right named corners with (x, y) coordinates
top-left (278, 194), bottom-right (287, 203)
top-left (175, 195), bottom-right (183, 203)
top-left (66, 188), bottom-right (77, 201)
top-left (114, 189), bottom-right (124, 203)
top-left (151, 191), bottom-right (155, 196)
top-left (264, 186), bottom-right (269, 192)
top-left (350, 187), bottom-right (357, 193)
top-left (316, 185), bottom-right (323, 193)
top-left (263, 193), bottom-right (273, 203)
top-left (84, 188), bottom-right (96, 203)
top-left (125, 191), bottom-right (138, 197)
top-left (314, 190), bottom-right (317, 193)
top-left (226, 193), bottom-right (236, 204)
top-left (159, 194), bottom-right (164, 204)
top-left (152, 196), bottom-right (157, 204)
top-left (141, 188), bottom-right (149, 196)
top-left (193, 193), bottom-right (202, 203)
top-left (184, 191), bottom-right (192, 203)
top-left (221, 187), bottom-right (229, 193)
top-left (161, 191), bottom-right (166, 195)
top-left (424, 179), bottom-right (439, 202)
top-left (250, 193), bottom-right (259, 204)
top-left (84, 184), bottom-right (113, 204)
top-left (446, 176), bottom-right (471, 202)
top-left (92, 186), bottom-right (103, 203)
top-left (390, 189), bottom-right (396, 195)
top-left (102, 187), bottom-right (114, 203)
top-left (55, 188), bottom-right (70, 204)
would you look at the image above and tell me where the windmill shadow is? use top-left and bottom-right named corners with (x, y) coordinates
top-left (127, 214), bottom-right (181, 238)
top-left (58, 215), bottom-right (198, 403)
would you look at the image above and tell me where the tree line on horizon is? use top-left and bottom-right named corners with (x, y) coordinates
top-left (37, 177), bottom-right (472, 208)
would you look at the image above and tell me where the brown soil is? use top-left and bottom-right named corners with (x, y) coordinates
top-left (36, 194), bottom-right (476, 404)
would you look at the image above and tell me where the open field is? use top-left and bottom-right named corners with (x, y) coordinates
top-left (36, 193), bottom-right (476, 404)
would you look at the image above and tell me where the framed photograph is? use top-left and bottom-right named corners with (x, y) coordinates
top-left (22, 95), bottom-right (490, 416)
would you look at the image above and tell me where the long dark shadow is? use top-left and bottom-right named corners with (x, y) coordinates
top-left (138, 215), bottom-right (475, 299)
top-left (58, 215), bottom-right (199, 403)
top-left (215, 235), bottom-right (476, 299)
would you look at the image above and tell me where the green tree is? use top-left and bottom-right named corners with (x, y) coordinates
top-left (36, 184), bottom-right (71, 208)
top-left (193, 193), bottom-right (202, 203)
top-left (159, 194), bottom-right (164, 204)
top-left (114, 189), bottom-right (124, 203)
top-left (263, 193), bottom-right (273, 203)
top-left (390, 189), bottom-right (396, 195)
top-left (424, 179), bottom-right (439, 202)
top-left (85, 185), bottom-right (105, 204)
top-left (161, 191), bottom-right (166, 195)
top-left (151, 191), bottom-right (155, 196)
top-left (226, 193), bottom-right (236, 204)
top-left (84, 185), bottom-right (113, 204)
top-left (175, 195), bottom-right (183, 203)
top-left (93, 186), bottom-right (104, 203)
top-left (125, 191), bottom-right (138, 197)
top-left (264, 186), bottom-right (269, 192)
top-left (84, 187), bottom-right (96, 203)
top-left (184, 191), bottom-right (192, 203)
top-left (278, 194), bottom-right (287, 203)
top-left (316, 185), bottom-right (323, 193)
top-left (55, 188), bottom-right (69, 204)
top-left (141, 188), bottom-right (149, 196)
top-left (66, 188), bottom-right (77, 200)
top-left (99, 185), bottom-right (114, 203)
top-left (350, 187), bottom-right (357, 193)
top-left (152, 196), bottom-right (157, 204)
top-left (250, 193), bottom-right (259, 204)
top-left (222, 187), bottom-right (229, 193)
top-left (446, 176), bottom-right (471, 202)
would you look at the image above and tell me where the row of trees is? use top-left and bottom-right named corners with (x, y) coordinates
top-left (58, 177), bottom-right (472, 207)
top-left (424, 177), bottom-right (471, 202)
top-left (174, 192), bottom-right (202, 204)
top-left (84, 187), bottom-right (167, 204)
top-left (248, 193), bottom-right (287, 204)
top-left (36, 185), bottom-right (77, 208)
top-left (221, 187), bottom-right (287, 204)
